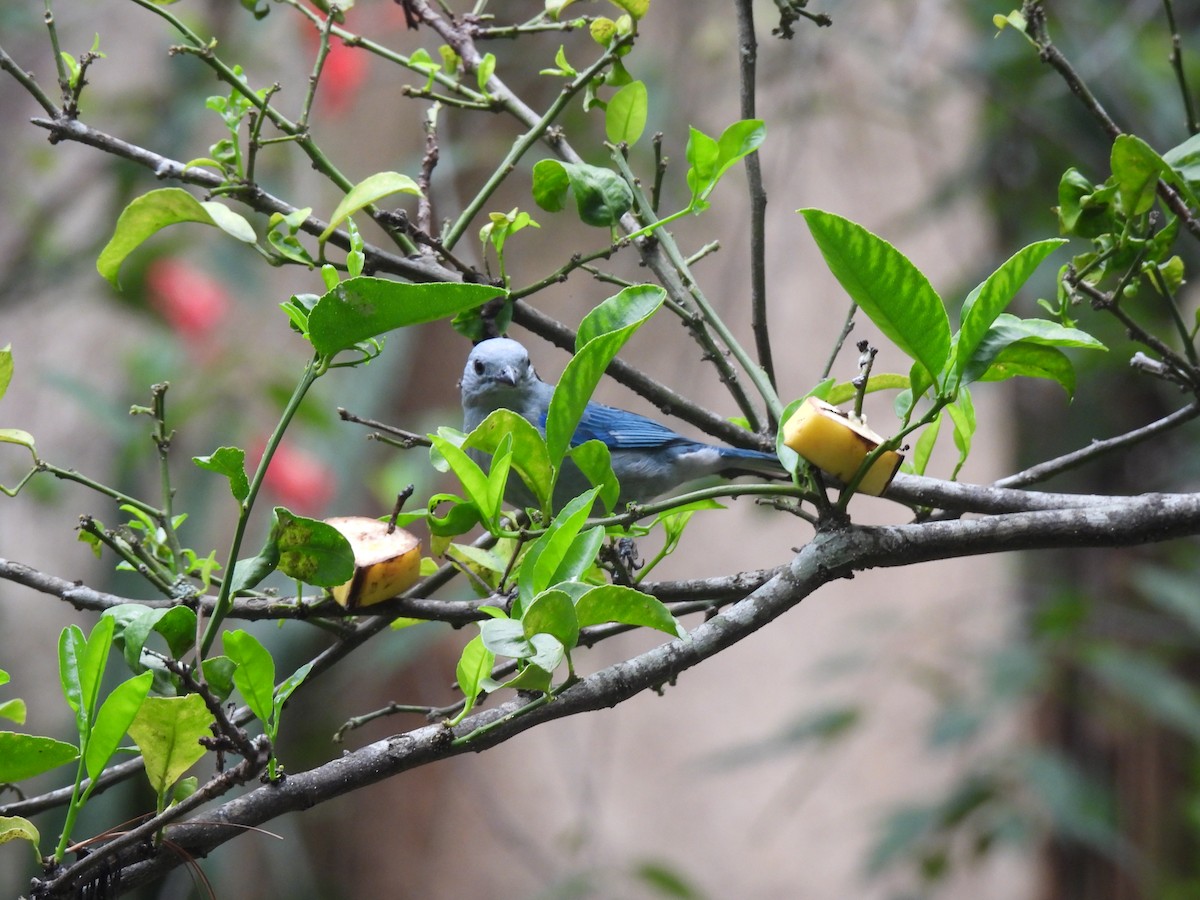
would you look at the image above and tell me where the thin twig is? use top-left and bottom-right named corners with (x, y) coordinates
top-left (1162, 0), bottom-right (1198, 136)
top-left (1024, 2), bottom-right (1200, 243)
top-left (735, 0), bottom-right (776, 392)
top-left (338, 408), bottom-right (432, 448)
top-left (510, 301), bottom-right (775, 451)
top-left (992, 402), bottom-right (1200, 489)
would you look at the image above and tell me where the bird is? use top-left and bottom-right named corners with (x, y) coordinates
top-left (460, 337), bottom-right (784, 511)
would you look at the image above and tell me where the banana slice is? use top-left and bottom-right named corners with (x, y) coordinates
top-left (782, 397), bottom-right (902, 496)
top-left (324, 516), bottom-right (421, 608)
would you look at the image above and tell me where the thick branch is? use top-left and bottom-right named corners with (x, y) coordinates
top-left (92, 492), bottom-right (1200, 892)
top-left (28, 116), bottom-right (457, 285)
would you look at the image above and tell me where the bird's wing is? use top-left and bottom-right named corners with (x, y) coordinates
top-left (546, 401), bottom-right (687, 449)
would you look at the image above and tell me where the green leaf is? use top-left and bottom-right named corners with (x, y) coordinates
top-left (1111, 134), bottom-right (1167, 217)
top-left (0, 816), bottom-right (40, 852)
top-left (318, 171), bottom-right (422, 242)
top-left (531, 159), bottom-right (634, 227)
top-left (449, 634), bottom-right (495, 726)
top-left (0, 698), bottom-right (25, 725)
top-left (271, 661), bottom-right (313, 726)
top-left (566, 440), bottom-right (620, 513)
top-left (774, 396), bottom-right (806, 476)
top-left (975, 342), bottom-right (1077, 397)
top-left (224, 630), bottom-right (276, 725)
top-left (555, 525), bottom-right (605, 587)
top-left (228, 548), bottom-right (279, 595)
top-left (485, 432), bottom-right (514, 517)
top-left (686, 120), bottom-right (765, 208)
top-left (590, 16), bottom-right (617, 46)
top-left (546, 284), bottom-right (665, 466)
top-left (201, 656), bottom-right (237, 703)
top-left (463, 409), bottom-right (554, 512)
top-left (0, 428), bottom-right (36, 453)
top-left (482, 661), bottom-right (554, 694)
top-left (823, 373), bottom-right (910, 406)
top-left (429, 431), bottom-right (494, 518)
top-left (523, 588), bottom-right (580, 651)
top-left (0, 732), bottom-right (79, 782)
top-left (906, 414), bottom-right (941, 477)
top-left (1056, 168), bottom-right (1117, 238)
top-left (478, 619), bottom-right (564, 674)
top-left (58, 626), bottom-right (87, 734)
top-left (955, 239), bottom-right (1066, 381)
top-left (480, 617), bottom-right (535, 658)
top-left (685, 127), bottom-right (720, 208)
top-left (0, 345), bottom-right (12, 403)
top-left (306, 278), bottom-right (504, 358)
top-left (609, 0), bottom-right (649, 18)
top-left (273, 507), bottom-right (356, 587)
top-left (540, 44), bottom-right (577, 76)
top-left (199, 201), bottom-right (256, 242)
top-left (66, 617), bottom-right (116, 735)
top-left (632, 862), bottom-right (702, 900)
top-left (606, 80), bottom-right (648, 145)
top-left (546, 1), bottom-right (578, 21)
top-left (173, 776), bottom-right (199, 804)
top-left (128, 694), bottom-right (215, 799)
top-left (649, 499), bottom-right (722, 565)
top-left (517, 489), bottom-right (599, 608)
top-left (424, 492), bottom-right (484, 538)
top-left (193, 446), bottom-right (250, 502)
top-left (575, 282), bottom-right (666, 350)
top-left (799, 209), bottom-right (951, 383)
top-left (1163, 132), bottom-right (1200, 192)
top-left (527, 633), bottom-right (566, 673)
top-left (477, 52), bottom-right (496, 92)
top-left (86, 670), bottom-right (153, 782)
top-left (104, 604), bottom-right (199, 673)
top-left (945, 387), bottom-right (975, 480)
top-left (96, 188), bottom-right (256, 288)
top-left (961, 314), bottom-right (1105, 387)
top-left (575, 584), bottom-right (686, 639)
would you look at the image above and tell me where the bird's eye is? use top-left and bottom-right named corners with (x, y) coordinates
top-left (473, 360), bottom-right (485, 376)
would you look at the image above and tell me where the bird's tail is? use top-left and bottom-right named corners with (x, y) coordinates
top-left (716, 447), bottom-right (787, 480)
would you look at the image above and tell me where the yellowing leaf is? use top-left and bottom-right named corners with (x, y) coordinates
top-left (319, 172), bottom-right (422, 242)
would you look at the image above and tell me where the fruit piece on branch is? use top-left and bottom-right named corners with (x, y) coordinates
top-left (782, 397), bottom-right (902, 496)
top-left (324, 516), bottom-right (421, 608)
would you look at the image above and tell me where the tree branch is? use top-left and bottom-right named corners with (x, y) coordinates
top-left (26, 116), bottom-right (457, 285)
top-left (96, 492), bottom-right (1200, 892)
top-left (735, 0), bottom-right (776, 392)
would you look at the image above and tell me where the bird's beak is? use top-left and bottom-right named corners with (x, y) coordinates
top-left (494, 365), bottom-right (519, 387)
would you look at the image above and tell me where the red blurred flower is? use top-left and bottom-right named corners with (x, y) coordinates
top-left (299, 19), bottom-right (368, 117)
top-left (260, 441), bottom-right (336, 515)
top-left (145, 258), bottom-right (231, 340)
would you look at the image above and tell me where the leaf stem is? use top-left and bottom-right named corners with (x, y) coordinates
top-left (610, 151), bottom-right (782, 427)
top-left (200, 357), bottom-right (323, 656)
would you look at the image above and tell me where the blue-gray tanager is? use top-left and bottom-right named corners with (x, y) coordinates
top-left (461, 337), bottom-right (783, 510)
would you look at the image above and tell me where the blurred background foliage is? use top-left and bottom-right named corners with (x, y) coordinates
top-left (3, 1), bottom-right (1200, 898)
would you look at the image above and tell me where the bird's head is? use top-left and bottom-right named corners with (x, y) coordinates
top-left (460, 337), bottom-right (539, 408)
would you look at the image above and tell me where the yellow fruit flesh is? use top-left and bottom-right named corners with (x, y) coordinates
top-left (782, 397), bottom-right (902, 496)
top-left (325, 517), bottom-right (421, 608)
